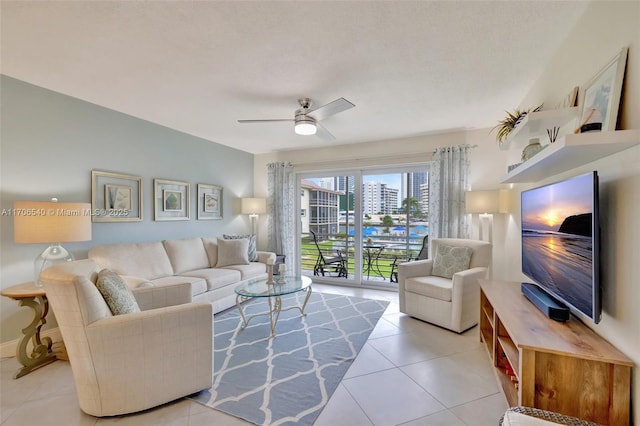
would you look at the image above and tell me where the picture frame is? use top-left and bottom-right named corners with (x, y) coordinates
top-left (579, 47), bottom-right (628, 132)
top-left (91, 170), bottom-right (143, 222)
top-left (154, 179), bottom-right (190, 221)
top-left (197, 183), bottom-right (223, 220)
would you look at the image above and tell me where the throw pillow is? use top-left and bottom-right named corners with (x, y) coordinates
top-left (95, 269), bottom-right (141, 315)
top-left (223, 234), bottom-right (257, 261)
top-left (216, 237), bottom-right (250, 267)
top-left (431, 244), bottom-right (473, 279)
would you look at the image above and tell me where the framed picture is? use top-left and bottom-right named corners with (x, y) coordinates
top-left (197, 183), bottom-right (223, 220)
top-left (91, 170), bottom-right (142, 222)
top-left (580, 47), bottom-right (628, 132)
top-left (154, 179), bottom-right (190, 221)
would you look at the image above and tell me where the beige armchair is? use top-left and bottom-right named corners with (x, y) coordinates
top-left (398, 238), bottom-right (491, 333)
top-left (40, 259), bottom-right (213, 417)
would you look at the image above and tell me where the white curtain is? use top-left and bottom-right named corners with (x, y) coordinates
top-left (428, 144), bottom-right (471, 240)
top-left (267, 162), bottom-right (296, 271)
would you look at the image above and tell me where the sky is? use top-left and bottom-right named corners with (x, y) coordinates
top-left (521, 173), bottom-right (594, 232)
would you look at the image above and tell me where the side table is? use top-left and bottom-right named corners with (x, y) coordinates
top-left (1, 282), bottom-right (58, 378)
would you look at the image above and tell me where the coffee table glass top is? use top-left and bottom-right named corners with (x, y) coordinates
top-left (234, 275), bottom-right (312, 298)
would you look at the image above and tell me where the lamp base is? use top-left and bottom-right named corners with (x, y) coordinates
top-left (35, 244), bottom-right (74, 286)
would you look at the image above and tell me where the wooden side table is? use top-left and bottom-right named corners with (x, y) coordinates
top-left (1, 282), bottom-right (58, 378)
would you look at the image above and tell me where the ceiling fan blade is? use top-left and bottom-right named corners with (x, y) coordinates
top-left (237, 119), bottom-right (293, 124)
top-left (307, 97), bottom-right (355, 121)
top-left (315, 122), bottom-right (336, 141)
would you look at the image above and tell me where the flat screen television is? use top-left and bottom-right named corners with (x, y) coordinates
top-left (521, 171), bottom-right (601, 323)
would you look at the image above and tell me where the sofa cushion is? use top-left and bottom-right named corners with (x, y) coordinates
top-left (405, 276), bottom-right (453, 302)
top-left (163, 238), bottom-right (210, 274)
top-left (223, 234), bottom-right (257, 261)
top-left (222, 263), bottom-right (267, 280)
top-left (148, 275), bottom-right (208, 297)
top-left (432, 244), bottom-right (473, 279)
top-left (95, 269), bottom-right (141, 315)
top-left (89, 242), bottom-right (174, 280)
top-left (216, 238), bottom-right (250, 267)
top-left (181, 268), bottom-right (242, 291)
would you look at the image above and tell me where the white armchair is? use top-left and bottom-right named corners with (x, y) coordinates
top-left (398, 238), bottom-right (491, 333)
top-left (40, 259), bottom-right (213, 417)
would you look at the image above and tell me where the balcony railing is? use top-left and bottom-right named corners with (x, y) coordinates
top-left (301, 231), bottom-right (427, 282)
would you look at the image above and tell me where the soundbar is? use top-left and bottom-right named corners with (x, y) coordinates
top-left (521, 283), bottom-right (570, 322)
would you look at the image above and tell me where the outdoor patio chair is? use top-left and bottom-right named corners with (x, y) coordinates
top-left (310, 230), bottom-right (348, 278)
top-left (390, 235), bottom-right (428, 283)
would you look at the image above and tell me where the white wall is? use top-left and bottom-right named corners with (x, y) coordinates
top-left (0, 76), bottom-right (256, 343)
top-left (255, 1), bottom-right (639, 422)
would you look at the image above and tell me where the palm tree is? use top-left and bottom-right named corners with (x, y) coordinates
top-left (402, 197), bottom-right (420, 214)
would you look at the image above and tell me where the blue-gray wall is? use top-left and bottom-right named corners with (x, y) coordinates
top-left (0, 75), bottom-right (255, 341)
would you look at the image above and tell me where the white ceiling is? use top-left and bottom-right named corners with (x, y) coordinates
top-left (1, 1), bottom-right (590, 154)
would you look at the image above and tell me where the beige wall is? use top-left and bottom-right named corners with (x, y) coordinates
top-left (255, 1), bottom-right (639, 422)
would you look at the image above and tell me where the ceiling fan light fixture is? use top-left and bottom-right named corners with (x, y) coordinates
top-left (294, 118), bottom-right (316, 135)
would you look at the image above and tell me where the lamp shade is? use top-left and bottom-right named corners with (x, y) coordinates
top-left (465, 190), bottom-right (500, 214)
top-left (14, 201), bottom-right (92, 243)
top-left (240, 198), bottom-right (267, 215)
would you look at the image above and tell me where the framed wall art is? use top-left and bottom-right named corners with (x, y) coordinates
top-left (154, 179), bottom-right (190, 221)
top-left (197, 183), bottom-right (223, 220)
top-left (91, 170), bottom-right (143, 222)
top-left (579, 46), bottom-right (628, 132)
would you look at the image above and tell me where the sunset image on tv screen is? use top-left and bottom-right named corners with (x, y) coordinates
top-left (521, 173), bottom-right (594, 316)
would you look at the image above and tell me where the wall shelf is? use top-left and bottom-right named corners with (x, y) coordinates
top-left (500, 129), bottom-right (640, 183)
top-left (499, 107), bottom-right (579, 151)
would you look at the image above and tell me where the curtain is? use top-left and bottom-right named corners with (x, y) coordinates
top-left (428, 144), bottom-right (471, 240)
top-left (267, 162), bottom-right (296, 271)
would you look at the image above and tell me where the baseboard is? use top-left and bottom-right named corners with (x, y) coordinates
top-left (0, 327), bottom-right (63, 359)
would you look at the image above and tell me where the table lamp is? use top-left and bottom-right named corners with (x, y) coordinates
top-left (14, 199), bottom-right (92, 286)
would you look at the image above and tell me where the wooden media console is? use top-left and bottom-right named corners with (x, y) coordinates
top-left (479, 279), bottom-right (633, 425)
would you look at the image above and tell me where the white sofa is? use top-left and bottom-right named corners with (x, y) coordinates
top-left (88, 236), bottom-right (276, 313)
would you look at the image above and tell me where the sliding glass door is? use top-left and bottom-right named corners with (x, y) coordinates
top-left (298, 165), bottom-right (429, 288)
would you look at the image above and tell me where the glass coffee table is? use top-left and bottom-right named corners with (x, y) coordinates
top-left (234, 275), bottom-right (312, 337)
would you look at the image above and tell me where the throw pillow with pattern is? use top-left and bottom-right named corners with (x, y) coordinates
top-left (431, 244), bottom-right (473, 279)
top-left (95, 269), bottom-right (141, 315)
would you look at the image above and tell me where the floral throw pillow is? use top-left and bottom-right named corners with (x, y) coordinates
top-left (431, 245), bottom-right (473, 279)
top-left (223, 234), bottom-right (257, 261)
top-left (95, 269), bottom-right (141, 315)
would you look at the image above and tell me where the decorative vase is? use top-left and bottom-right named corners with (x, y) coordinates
top-left (521, 138), bottom-right (544, 162)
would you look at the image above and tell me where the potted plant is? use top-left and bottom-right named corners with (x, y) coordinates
top-left (492, 104), bottom-right (542, 145)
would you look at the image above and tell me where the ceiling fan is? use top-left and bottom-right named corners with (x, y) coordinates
top-left (237, 97), bottom-right (355, 141)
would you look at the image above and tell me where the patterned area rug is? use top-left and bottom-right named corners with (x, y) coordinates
top-left (190, 290), bottom-right (389, 426)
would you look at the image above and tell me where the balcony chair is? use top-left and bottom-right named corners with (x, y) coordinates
top-left (398, 238), bottom-right (491, 333)
top-left (40, 259), bottom-right (213, 417)
top-left (390, 235), bottom-right (428, 283)
top-left (310, 230), bottom-right (348, 278)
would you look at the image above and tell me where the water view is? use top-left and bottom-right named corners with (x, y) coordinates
top-left (522, 231), bottom-right (593, 315)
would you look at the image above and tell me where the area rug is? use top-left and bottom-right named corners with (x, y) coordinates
top-left (190, 291), bottom-right (389, 426)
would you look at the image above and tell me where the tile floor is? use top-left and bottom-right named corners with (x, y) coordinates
top-left (0, 284), bottom-right (508, 426)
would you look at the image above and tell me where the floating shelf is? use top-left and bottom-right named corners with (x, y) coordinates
top-left (500, 129), bottom-right (640, 183)
top-left (499, 107), bottom-right (579, 151)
